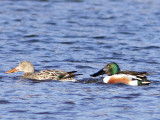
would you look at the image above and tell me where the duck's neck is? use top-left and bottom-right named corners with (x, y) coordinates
top-left (23, 72), bottom-right (35, 79)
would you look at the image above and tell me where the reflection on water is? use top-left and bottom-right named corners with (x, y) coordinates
top-left (0, 0), bottom-right (160, 120)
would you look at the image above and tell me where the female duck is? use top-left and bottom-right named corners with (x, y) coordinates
top-left (90, 62), bottom-right (151, 86)
top-left (6, 61), bottom-right (79, 81)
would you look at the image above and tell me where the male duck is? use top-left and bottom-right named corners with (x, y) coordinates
top-left (6, 61), bottom-right (80, 81)
top-left (90, 62), bottom-right (151, 86)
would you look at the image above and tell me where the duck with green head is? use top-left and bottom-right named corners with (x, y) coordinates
top-left (90, 62), bottom-right (151, 86)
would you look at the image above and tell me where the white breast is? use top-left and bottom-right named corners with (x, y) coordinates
top-left (103, 76), bottom-right (112, 83)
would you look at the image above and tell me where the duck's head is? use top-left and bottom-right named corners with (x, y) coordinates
top-left (6, 61), bottom-right (35, 73)
top-left (90, 62), bottom-right (120, 77)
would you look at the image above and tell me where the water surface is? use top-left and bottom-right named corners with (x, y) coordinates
top-left (0, 0), bottom-right (160, 120)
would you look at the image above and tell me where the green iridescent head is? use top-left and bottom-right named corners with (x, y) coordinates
top-left (90, 62), bottom-right (120, 77)
top-left (103, 62), bottom-right (120, 75)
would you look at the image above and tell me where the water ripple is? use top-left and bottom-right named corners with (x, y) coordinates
top-left (0, 100), bottom-right (10, 104)
top-left (1, 0), bottom-right (160, 120)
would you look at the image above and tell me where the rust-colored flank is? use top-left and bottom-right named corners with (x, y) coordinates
top-left (108, 76), bottom-right (131, 85)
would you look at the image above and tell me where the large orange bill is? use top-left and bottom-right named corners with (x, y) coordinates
top-left (6, 67), bottom-right (19, 73)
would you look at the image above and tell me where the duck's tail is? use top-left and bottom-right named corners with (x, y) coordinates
top-left (67, 71), bottom-right (82, 77)
top-left (138, 78), bottom-right (152, 86)
top-left (59, 71), bottom-right (82, 79)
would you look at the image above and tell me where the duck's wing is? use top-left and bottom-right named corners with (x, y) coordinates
top-left (37, 70), bottom-right (81, 80)
top-left (118, 71), bottom-right (150, 77)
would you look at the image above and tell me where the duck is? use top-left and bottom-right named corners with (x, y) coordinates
top-left (6, 61), bottom-right (80, 81)
top-left (90, 62), bottom-right (152, 86)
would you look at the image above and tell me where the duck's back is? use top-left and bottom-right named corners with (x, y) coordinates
top-left (36, 70), bottom-right (77, 81)
top-left (35, 70), bottom-right (66, 80)
top-left (118, 71), bottom-right (149, 77)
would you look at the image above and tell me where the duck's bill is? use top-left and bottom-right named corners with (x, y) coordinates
top-left (90, 69), bottom-right (105, 77)
top-left (6, 67), bottom-right (19, 73)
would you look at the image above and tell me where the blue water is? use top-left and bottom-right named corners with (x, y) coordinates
top-left (0, 0), bottom-right (160, 120)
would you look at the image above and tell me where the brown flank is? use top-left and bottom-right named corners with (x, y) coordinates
top-left (108, 77), bottom-right (131, 85)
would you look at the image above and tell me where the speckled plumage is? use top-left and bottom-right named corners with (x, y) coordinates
top-left (6, 61), bottom-right (78, 81)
